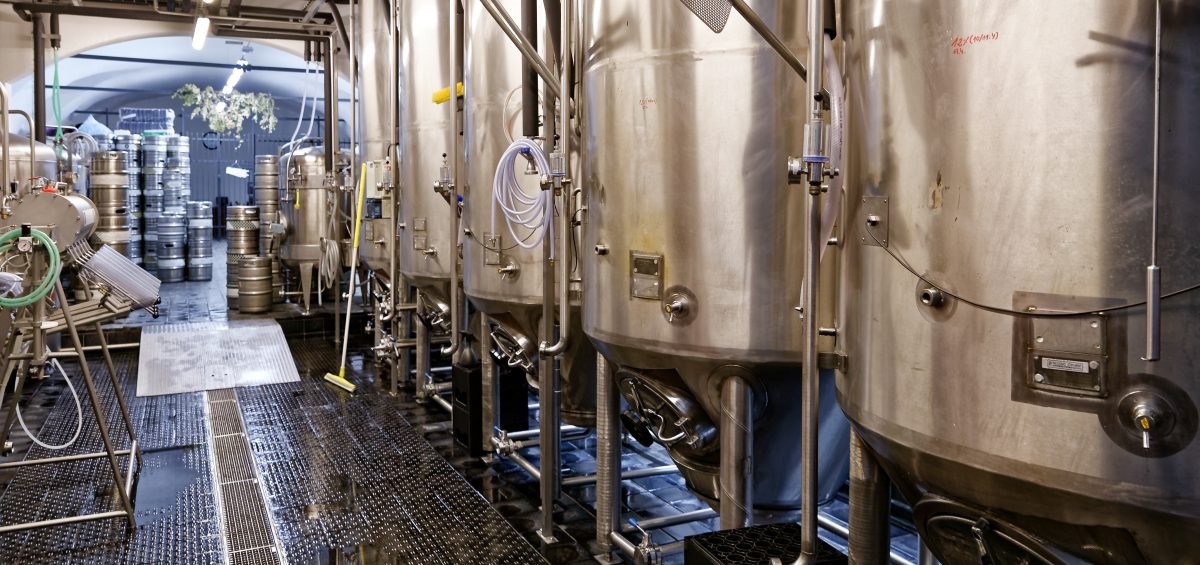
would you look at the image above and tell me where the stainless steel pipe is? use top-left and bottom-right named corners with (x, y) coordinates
top-left (440, 0), bottom-right (463, 357)
top-left (719, 375), bottom-right (753, 529)
top-left (539, 0), bottom-right (572, 357)
top-left (594, 352), bottom-right (620, 559)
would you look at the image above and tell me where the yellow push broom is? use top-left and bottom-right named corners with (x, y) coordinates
top-left (324, 163), bottom-right (368, 393)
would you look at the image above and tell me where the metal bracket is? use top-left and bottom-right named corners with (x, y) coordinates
top-left (860, 196), bottom-right (889, 247)
top-left (818, 352), bottom-right (848, 372)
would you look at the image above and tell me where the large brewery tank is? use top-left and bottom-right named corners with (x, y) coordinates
top-left (581, 0), bottom-right (850, 516)
top-left (839, 2), bottom-right (1200, 562)
top-left (4, 132), bottom-right (58, 183)
top-left (357, 0), bottom-right (397, 284)
top-left (464, 0), bottom-right (595, 425)
top-left (281, 145), bottom-right (341, 313)
top-left (396, 0), bottom-right (455, 314)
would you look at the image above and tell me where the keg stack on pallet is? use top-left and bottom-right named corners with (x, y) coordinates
top-left (186, 201), bottom-right (213, 281)
top-left (254, 155), bottom-right (284, 301)
top-left (114, 133), bottom-right (142, 265)
top-left (141, 135), bottom-right (168, 274)
top-left (88, 151), bottom-right (131, 256)
top-left (226, 205), bottom-right (260, 308)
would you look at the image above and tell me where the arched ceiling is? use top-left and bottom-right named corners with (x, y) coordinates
top-left (6, 34), bottom-right (349, 133)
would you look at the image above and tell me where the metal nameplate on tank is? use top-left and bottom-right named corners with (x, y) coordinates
top-left (412, 235), bottom-right (427, 251)
top-left (630, 252), bottom-right (663, 300)
top-left (483, 234), bottom-right (501, 265)
top-left (1011, 292), bottom-right (1126, 413)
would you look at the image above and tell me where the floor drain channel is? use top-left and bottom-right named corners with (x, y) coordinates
top-left (205, 388), bottom-right (285, 565)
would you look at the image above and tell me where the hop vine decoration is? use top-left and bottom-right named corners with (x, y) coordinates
top-left (173, 84), bottom-right (277, 145)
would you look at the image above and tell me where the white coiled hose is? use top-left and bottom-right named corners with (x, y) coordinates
top-left (492, 138), bottom-right (555, 254)
top-left (16, 356), bottom-right (82, 451)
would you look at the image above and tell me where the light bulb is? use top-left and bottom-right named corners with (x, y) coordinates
top-left (191, 16), bottom-right (210, 51)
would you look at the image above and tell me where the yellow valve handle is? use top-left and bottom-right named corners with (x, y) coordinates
top-left (432, 82), bottom-right (464, 104)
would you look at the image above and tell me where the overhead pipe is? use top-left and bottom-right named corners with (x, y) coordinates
top-left (149, 0), bottom-right (337, 32)
top-left (477, 0), bottom-right (561, 101)
top-left (323, 38), bottom-right (335, 171)
top-left (440, 0), bottom-right (464, 357)
top-left (538, 0), bottom-right (571, 357)
top-left (1, 82), bottom-right (10, 195)
top-left (521, 0), bottom-right (538, 138)
top-left (326, 1), bottom-right (353, 59)
top-left (32, 13), bottom-right (44, 143)
top-left (729, 0), bottom-right (806, 80)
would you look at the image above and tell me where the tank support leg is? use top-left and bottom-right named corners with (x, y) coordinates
top-left (720, 375), bottom-right (754, 529)
top-left (848, 428), bottom-right (890, 564)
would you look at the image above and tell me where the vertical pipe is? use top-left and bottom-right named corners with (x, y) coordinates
top-left (521, 0), bottom-right (539, 138)
top-left (848, 429), bottom-right (890, 564)
top-left (539, 0), bottom-right (571, 358)
top-left (594, 352), bottom-right (620, 558)
top-left (481, 315), bottom-right (496, 453)
top-left (32, 14), bottom-right (45, 143)
top-left (1144, 0), bottom-right (1162, 362)
top-left (440, 0), bottom-right (463, 356)
top-left (415, 290), bottom-right (431, 400)
top-left (537, 0), bottom-right (561, 541)
top-left (798, 0), bottom-right (826, 559)
top-left (719, 375), bottom-right (753, 529)
top-left (919, 541), bottom-right (939, 565)
top-left (323, 38), bottom-right (335, 171)
top-left (388, 0), bottom-right (402, 392)
top-left (1, 81), bottom-right (11, 195)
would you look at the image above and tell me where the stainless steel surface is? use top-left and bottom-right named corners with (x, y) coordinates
top-left (1144, 0), bottom-right (1163, 362)
top-left (848, 428), bottom-right (889, 565)
top-left (397, 0), bottom-right (455, 298)
top-left (539, 0), bottom-right (573, 358)
top-left (156, 212), bottom-right (187, 283)
top-left (719, 375), bottom-right (752, 529)
top-left (3, 191), bottom-right (98, 250)
top-left (281, 147), bottom-right (333, 265)
top-left (840, 2), bottom-right (1200, 562)
top-left (238, 256), bottom-right (274, 314)
top-left (136, 320), bottom-right (299, 396)
top-left (594, 350), bottom-right (620, 559)
top-left (465, 0), bottom-right (597, 426)
top-left (582, 0), bottom-right (850, 516)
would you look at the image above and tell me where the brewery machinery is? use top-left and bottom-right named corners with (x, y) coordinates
top-left (396, 0), bottom-right (455, 339)
top-left (464, 0), bottom-right (612, 538)
top-left (581, 1), bottom-right (851, 554)
top-left (280, 145), bottom-right (345, 315)
top-left (836, 1), bottom-right (1200, 563)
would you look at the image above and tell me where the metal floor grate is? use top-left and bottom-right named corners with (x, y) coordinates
top-left (205, 389), bottom-right (283, 565)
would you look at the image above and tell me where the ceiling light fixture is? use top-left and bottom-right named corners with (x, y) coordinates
top-left (221, 57), bottom-right (249, 95)
top-left (192, 15), bottom-right (210, 50)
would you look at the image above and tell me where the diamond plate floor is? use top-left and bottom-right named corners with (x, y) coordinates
top-left (0, 338), bottom-right (546, 564)
top-left (137, 320), bottom-right (300, 397)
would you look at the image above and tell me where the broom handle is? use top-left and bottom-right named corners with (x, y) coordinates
top-left (338, 163), bottom-right (369, 376)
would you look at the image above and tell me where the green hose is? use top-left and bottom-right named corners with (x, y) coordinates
top-left (0, 228), bottom-right (60, 309)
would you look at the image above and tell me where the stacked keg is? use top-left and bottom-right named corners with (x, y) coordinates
top-left (254, 155), bottom-right (284, 301)
top-left (237, 256), bottom-right (273, 313)
top-left (226, 206), bottom-right (260, 307)
top-left (186, 201), bottom-right (213, 281)
top-left (114, 134), bottom-right (142, 264)
top-left (157, 211), bottom-right (187, 283)
top-left (141, 136), bottom-right (168, 274)
top-left (88, 151), bottom-right (131, 256)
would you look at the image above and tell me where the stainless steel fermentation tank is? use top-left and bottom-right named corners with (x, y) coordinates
top-left (357, 0), bottom-right (397, 285)
top-left (464, 0), bottom-right (596, 425)
top-left (581, 0), bottom-right (850, 516)
top-left (397, 0), bottom-right (455, 311)
top-left (281, 146), bottom-right (339, 314)
top-left (839, 1), bottom-right (1200, 562)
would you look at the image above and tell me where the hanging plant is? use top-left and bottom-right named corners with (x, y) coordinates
top-left (173, 83), bottom-right (277, 146)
